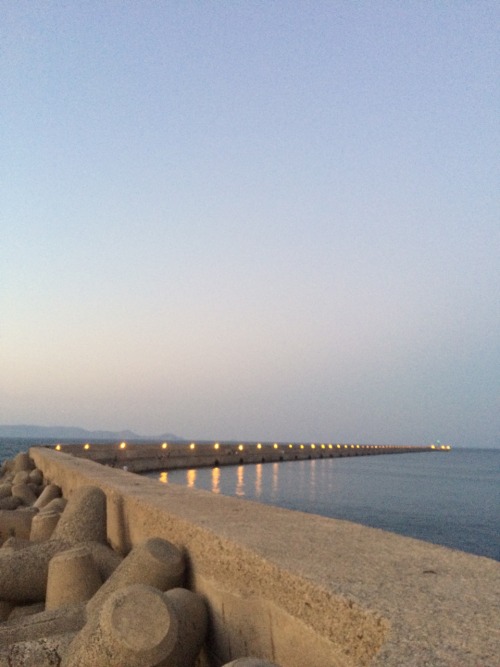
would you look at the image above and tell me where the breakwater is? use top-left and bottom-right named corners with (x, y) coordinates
top-left (24, 446), bottom-right (499, 667)
top-left (46, 440), bottom-right (448, 473)
top-left (0, 452), bottom-right (242, 667)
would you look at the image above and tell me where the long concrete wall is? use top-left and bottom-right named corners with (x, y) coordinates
top-left (45, 440), bottom-right (447, 473)
top-left (30, 447), bottom-right (498, 667)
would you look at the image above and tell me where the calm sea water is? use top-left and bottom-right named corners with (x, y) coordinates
top-left (147, 448), bottom-right (499, 561)
top-left (1, 440), bottom-right (498, 561)
top-left (0, 438), bottom-right (63, 462)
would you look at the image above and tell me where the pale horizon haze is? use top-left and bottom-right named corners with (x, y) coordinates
top-left (1, 2), bottom-right (499, 448)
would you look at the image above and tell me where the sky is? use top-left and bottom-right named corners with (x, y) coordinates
top-left (1, 1), bottom-right (499, 448)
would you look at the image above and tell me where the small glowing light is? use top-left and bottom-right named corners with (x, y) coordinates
top-left (238, 444), bottom-right (244, 451)
top-left (356, 445), bottom-right (360, 449)
top-left (300, 444), bottom-right (304, 449)
top-left (431, 444), bottom-right (436, 450)
top-left (344, 445), bottom-right (348, 449)
top-left (328, 444), bottom-right (333, 449)
top-left (161, 442), bottom-right (168, 449)
top-left (189, 443), bottom-right (196, 450)
top-left (55, 444), bottom-right (62, 451)
top-left (273, 443), bottom-right (278, 449)
top-left (83, 443), bottom-right (90, 450)
top-left (288, 444), bottom-right (293, 448)
top-left (311, 444), bottom-right (316, 449)
top-left (214, 443), bottom-right (220, 450)
top-left (350, 445), bottom-right (355, 449)
top-left (337, 444), bottom-right (341, 449)
top-left (321, 444), bottom-right (325, 449)
top-left (120, 442), bottom-right (127, 449)
top-left (257, 443), bottom-right (262, 449)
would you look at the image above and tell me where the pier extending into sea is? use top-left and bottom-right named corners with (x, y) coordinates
top-left (27, 445), bottom-right (496, 667)
top-left (47, 440), bottom-right (450, 473)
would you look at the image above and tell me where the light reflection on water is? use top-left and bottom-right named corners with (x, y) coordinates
top-left (211, 466), bottom-right (220, 494)
top-left (255, 463), bottom-right (262, 499)
top-left (186, 468), bottom-right (197, 488)
top-left (147, 450), bottom-right (500, 561)
top-left (236, 465), bottom-right (245, 497)
top-left (308, 459), bottom-right (316, 504)
top-left (271, 462), bottom-right (279, 501)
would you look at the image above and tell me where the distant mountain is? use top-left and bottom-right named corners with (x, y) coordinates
top-left (157, 432), bottom-right (186, 442)
top-left (0, 425), bottom-right (182, 441)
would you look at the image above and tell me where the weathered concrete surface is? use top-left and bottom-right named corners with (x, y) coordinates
top-left (63, 584), bottom-right (180, 667)
top-left (0, 603), bottom-right (85, 646)
top-left (163, 587), bottom-right (208, 667)
top-left (0, 632), bottom-right (75, 667)
top-left (86, 537), bottom-right (184, 616)
top-left (30, 511), bottom-right (61, 541)
top-left (33, 484), bottom-right (61, 510)
top-left (0, 538), bottom-right (121, 603)
top-left (5, 603), bottom-right (44, 621)
top-left (52, 485), bottom-right (107, 544)
top-left (46, 546), bottom-right (102, 610)
top-left (0, 540), bottom-right (69, 602)
top-left (30, 447), bottom-right (499, 667)
top-left (0, 508), bottom-right (37, 542)
top-left (0, 604), bottom-right (12, 623)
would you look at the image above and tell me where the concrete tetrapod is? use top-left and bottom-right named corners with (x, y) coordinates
top-left (11, 484), bottom-right (37, 506)
top-left (6, 603), bottom-right (44, 620)
top-left (52, 486), bottom-right (107, 544)
top-left (0, 603), bottom-right (12, 623)
top-left (0, 537), bottom-right (30, 551)
top-left (46, 545), bottom-right (102, 610)
top-left (28, 468), bottom-right (43, 486)
top-left (63, 584), bottom-right (180, 667)
top-left (0, 540), bottom-right (70, 602)
top-left (0, 603), bottom-right (86, 646)
top-left (12, 453), bottom-right (33, 473)
top-left (83, 542), bottom-right (123, 581)
top-left (33, 484), bottom-right (61, 510)
top-left (159, 588), bottom-right (208, 667)
top-left (86, 537), bottom-right (184, 615)
top-left (12, 472), bottom-right (30, 486)
top-left (39, 497), bottom-right (67, 514)
top-left (30, 511), bottom-right (61, 541)
top-left (0, 508), bottom-right (38, 543)
top-left (0, 539), bottom-right (119, 603)
top-left (0, 632), bottom-right (75, 667)
top-left (0, 497), bottom-right (22, 511)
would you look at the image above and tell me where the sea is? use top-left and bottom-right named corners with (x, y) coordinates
top-left (1, 439), bottom-right (498, 561)
top-left (146, 447), bottom-right (499, 562)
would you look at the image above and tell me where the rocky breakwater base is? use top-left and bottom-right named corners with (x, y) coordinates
top-left (0, 452), bottom-right (279, 667)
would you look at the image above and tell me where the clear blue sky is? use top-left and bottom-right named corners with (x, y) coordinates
top-left (1, 2), bottom-right (498, 447)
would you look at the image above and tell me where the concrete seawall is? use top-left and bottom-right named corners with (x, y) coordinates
top-left (30, 447), bottom-right (498, 667)
top-left (46, 440), bottom-right (447, 473)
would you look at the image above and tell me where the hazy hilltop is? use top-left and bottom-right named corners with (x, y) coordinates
top-left (0, 424), bottom-right (182, 441)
